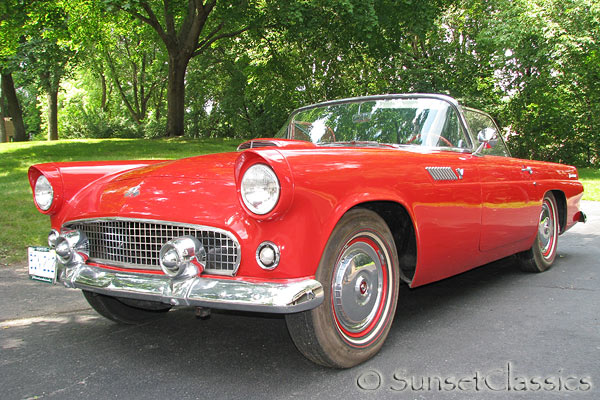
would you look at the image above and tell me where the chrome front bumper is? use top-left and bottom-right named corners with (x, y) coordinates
top-left (59, 263), bottom-right (324, 313)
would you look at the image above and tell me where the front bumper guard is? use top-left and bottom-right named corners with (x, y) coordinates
top-left (59, 263), bottom-right (324, 314)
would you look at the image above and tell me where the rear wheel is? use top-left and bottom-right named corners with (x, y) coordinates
top-left (83, 290), bottom-right (172, 324)
top-left (285, 208), bottom-right (400, 368)
top-left (517, 192), bottom-right (559, 272)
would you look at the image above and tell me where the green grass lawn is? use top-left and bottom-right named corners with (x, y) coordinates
top-left (1, 138), bottom-right (598, 266)
top-left (579, 167), bottom-right (600, 202)
top-left (0, 138), bottom-right (241, 266)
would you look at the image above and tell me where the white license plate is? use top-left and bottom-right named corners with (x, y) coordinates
top-left (28, 247), bottom-right (57, 284)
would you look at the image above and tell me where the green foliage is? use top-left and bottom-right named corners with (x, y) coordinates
top-left (60, 108), bottom-right (143, 139)
top-left (0, 0), bottom-right (598, 166)
top-left (485, 0), bottom-right (600, 166)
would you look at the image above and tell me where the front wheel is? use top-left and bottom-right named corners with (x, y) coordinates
top-left (83, 290), bottom-right (172, 324)
top-left (285, 208), bottom-right (400, 368)
top-left (517, 192), bottom-right (559, 272)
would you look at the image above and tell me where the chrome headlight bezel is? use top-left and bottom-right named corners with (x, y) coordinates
top-left (240, 163), bottom-right (281, 215)
top-left (34, 175), bottom-right (54, 211)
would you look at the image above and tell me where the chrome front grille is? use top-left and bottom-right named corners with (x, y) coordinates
top-left (64, 219), bottom-right (241, 276)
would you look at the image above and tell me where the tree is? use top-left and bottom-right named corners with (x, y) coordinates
top-left (0, 0), bottom-right (28, 141)
top-left (106, 0), bottom-right (259, 136)
top-left (0, 77), bottom-right (7, 142)
top-left (1, 0), bottom-right (76, 141)
top-left (23, 1), bottom-right (76, 140)
top-left (480, 0), bottom-right (600, 165)
top-left (102, 24), bottom-right (168, 125)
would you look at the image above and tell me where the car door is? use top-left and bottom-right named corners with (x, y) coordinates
top-left (463, 109), bottom-right (538, 252)
top-left (408, 104), bottom-right (484, 286)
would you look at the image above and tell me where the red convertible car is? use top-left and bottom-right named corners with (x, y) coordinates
top-left (28, 94), bottom-right (586, 368)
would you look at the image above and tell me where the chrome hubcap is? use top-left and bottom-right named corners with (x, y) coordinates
top-left (538, 201), bottom-right (554, 257)
top-left (332, 240), bottom-right (384, 334)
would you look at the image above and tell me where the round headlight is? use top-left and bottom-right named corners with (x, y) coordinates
top-left (240, 164), bottom-right (280, 215)
top-left (34, 175), bottom-right (54, 211)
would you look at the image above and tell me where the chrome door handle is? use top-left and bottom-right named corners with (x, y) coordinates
top-left (521, 166), bottom-right (533, 174)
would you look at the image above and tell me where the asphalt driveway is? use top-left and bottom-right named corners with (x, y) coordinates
top-left (1, 201), bottom-right (598, 400)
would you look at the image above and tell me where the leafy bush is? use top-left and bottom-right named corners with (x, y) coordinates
top-left (142, 118), bottom-right (168, 139)
top-left (59, 100), bottom-right (142, 139)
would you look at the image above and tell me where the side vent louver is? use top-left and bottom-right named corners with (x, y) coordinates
top-left (426, 166), bottom-right (459, 181)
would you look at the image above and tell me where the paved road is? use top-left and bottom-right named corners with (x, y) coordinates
top-left (1, 201), bottom-right (598, 400)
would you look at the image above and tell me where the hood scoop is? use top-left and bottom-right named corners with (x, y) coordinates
top-left (237, 140), bottom-right (279, 150)
top-left (237, 139), bottom-right (318, 151)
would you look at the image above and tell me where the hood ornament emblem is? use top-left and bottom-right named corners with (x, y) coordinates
top-left (124, 185), bottom-right (141, 198)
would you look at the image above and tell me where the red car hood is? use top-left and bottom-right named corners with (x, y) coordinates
top-left (57, 152), bottom-right (241, 227)
top-left (113, 152), bottom-right (238, 182)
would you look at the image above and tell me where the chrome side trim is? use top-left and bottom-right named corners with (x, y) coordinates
top-left (426, 166), bottom-right (459, 181)
top-left (59, 263), bottom-right (324, 314)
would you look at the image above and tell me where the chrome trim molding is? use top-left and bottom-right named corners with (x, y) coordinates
top-left (58, 263), bottom-right (324, 313)
top-left (124, 184), bottom-right (141, 198)
top-left (426, 166), bottom-right (459, 181)
top-left (63, 218), bottom-right (241, 276)
top-left (455, 168), bottom-right (464, 179)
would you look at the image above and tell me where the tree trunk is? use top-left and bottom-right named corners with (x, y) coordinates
top-left (0, 81), bottom-right (6, 143)
top-left (0, 104), bottom-right (6, 143)
top-left (101, 72), bottom-right (108, 112)
top-left (47, 89), bottom-right (59, 140)
top-left (165, 54), bottom-right (189, 137)
top-left (1, 73), bottom-right (27, 141)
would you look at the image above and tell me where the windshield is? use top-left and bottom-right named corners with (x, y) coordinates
top-left (277, 97), bottom-right (470, 149)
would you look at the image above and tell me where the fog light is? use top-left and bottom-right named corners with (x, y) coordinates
top-left (48, 229), bottom-right (60, 248)
top-left (55, 230), bottom-right (88, 264)
top-left (256, 241), bottom-right (280, 270)
top-left (55, 236), bottom-right (72, 263)
top-left (159, 236), bottom-right (205, 278)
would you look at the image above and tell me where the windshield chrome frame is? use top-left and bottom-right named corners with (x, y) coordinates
top-left (283, 94), bottom-right (476, 152)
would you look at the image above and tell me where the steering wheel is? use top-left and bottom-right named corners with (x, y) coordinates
top-left (438, 136), bottom-right (455, 147)
top-left (405, 134), bottom-right (420, 144)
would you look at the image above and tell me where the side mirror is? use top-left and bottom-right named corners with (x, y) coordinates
top-left (474, 127), bottom-right (498, 155)
top-left (477, 127), bottom-right (498, 144)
